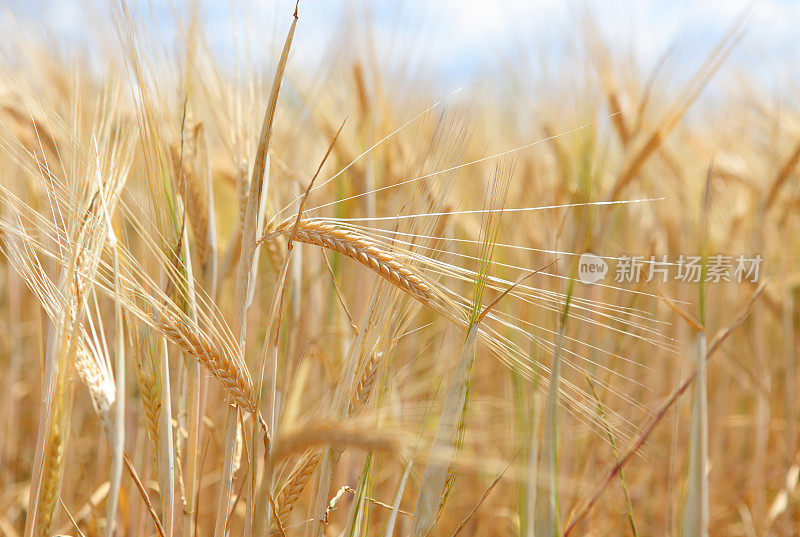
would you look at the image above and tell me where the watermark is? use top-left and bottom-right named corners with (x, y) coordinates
top-left (577, 253), bottom-right (762, 284)
top-left (578, 253), bottom-right (608, 284)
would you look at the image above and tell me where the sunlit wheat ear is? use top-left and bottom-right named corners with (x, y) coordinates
top-left (260, 219), bottom-right (454, 314)
top-left (260, 207), bottom-right (669, 434)
top-left (29, 279), bottom-right (82, 536)
top-left (155, 309), bottom-right (258, 415)
top-left (1, 223), bottom-right (122, 536)
top-left (74, 345), bottom-right (115, 418)
top-left (0, 181), bottom-right (256, 432)
top-left (4, 131), bottom-right (131, 537)
top-left (258, 208), bottom-right (650, 442)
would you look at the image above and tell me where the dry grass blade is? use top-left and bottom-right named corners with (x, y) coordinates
top-left (220, 6), bottom-right (297, 536)
top-left (233, 4), bottom-right (297, 332)
top-left (683, 177), bottom-right (711, 537)
top-left (682, 332), bottom-right (709, 537)
top-left (156, 338), bottom-right (175, 537)
top-left (537, 324), bottom-right (565, 537)
top-left (381, 459), bottom-right (414, 537)
top-left (178, 223), bottom-right (203, 537)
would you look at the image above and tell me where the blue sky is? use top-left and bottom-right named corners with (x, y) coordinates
top-left (4, 0), bottom-right (799, 90)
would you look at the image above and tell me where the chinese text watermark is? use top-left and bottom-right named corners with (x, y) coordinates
top-left (578, 253), bottom-right (762, 284)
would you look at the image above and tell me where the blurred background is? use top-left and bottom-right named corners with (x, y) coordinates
top-left (4, 0), bottom-right (800, 88)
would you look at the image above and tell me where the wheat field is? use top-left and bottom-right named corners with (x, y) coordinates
top-left (0, 2), bottom-right (797, 536)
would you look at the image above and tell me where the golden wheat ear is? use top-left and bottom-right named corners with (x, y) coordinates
top-left (261, 219), bottom-right (447, 312)
top-left (156, 310), bottom-right (258, 414)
